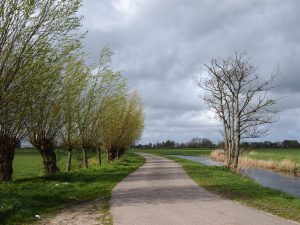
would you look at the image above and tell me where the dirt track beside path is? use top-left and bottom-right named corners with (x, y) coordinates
top-left (110, 153), bottom-right (299, 225)
top-left (41, 198), bottom-right (102, 225)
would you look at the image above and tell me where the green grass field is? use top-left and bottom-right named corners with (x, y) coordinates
top-left (242, 149), bottom-right (300, 164)
top-left (0, 150), bottom-right (144, 225)
top-left (13, 148), bottom-right (97, 180)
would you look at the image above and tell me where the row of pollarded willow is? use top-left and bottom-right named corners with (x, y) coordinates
top-left (198, 52), bottom-right (277, 170)
top-left (0, 0), bottom-right (82, 181)
top-left (0, 0), bottom-right (144, 181)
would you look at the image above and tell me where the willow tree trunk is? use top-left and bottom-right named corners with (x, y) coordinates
top-left (0, 143), bottom-right (16, 181)
top-left (82, 147), bottom-right (88, 169)
top-left (107, 150), bottom-right (113, 163)
top-left (121, 148), bottom-right (125, 156)
top-left (107, 146), bottom-right (116, 163)
top-left (39, 145), bottom-right (59, 175)
top-left (117, 148), bottom-right (125, 159)
top-left (116, 148), bottom-right (120, 159)
top-left (97, 148), bottom-right (101, 165)
top-left (66, 148), bottom-right (72, 172)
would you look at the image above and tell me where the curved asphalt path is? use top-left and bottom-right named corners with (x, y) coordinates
top-left (110, 153), bottom-right (299, 225)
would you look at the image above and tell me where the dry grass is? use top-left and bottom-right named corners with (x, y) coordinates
top-left (209, 150), bottom-right (300, 175)
top-left (210, 149), bottom-right (226, 162)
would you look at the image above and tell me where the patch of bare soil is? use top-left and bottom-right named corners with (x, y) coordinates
top-left (41, 198), bottom-right (102, 225)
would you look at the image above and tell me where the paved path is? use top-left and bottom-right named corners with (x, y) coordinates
top-left (110, 153), bottom-right (299, 225)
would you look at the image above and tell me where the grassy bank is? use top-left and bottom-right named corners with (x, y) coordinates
top-left (158, 153), bottom-right (300, 222)
top-left (0, 151), bottom-right (144, 225)
top-left (138, 150), bottom-right (300, 222)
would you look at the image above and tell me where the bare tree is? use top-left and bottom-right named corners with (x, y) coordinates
top-left (198, 52), bottom-right (277, 169)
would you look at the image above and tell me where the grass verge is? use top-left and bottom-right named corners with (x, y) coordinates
top-left (0, 152), bottom-right (144, 225)
top-left (144, 151), bottom-right (300, 223)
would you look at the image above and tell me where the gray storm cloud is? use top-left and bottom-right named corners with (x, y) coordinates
top-left (80, 0), bottom-right (300, 144)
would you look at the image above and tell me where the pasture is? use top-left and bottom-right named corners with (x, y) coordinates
top-left (13, 148), bottom-right (96, 180)
top-left (242, 149), bottom-right (300, 164)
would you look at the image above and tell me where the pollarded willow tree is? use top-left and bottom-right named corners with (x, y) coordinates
top-left (0, 0), bottom-right (82, 181)
top-left (27, 45), bottom-right (84, 175)
top-left (59, 54), bottom-right (89, 172)
top-left (98, 91), bottom-right (144, 162)
top-left (198, 52), bottom-right (277, 169)
top-left (113, 92), bottom-right (144, 159)
top-left (0, 0), bottom-right (144, 180)
top-left (76, 47), bottom-right (127, 169)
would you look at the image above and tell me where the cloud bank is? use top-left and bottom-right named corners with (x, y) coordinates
top-left (80, 0), bottom-right (300, 144)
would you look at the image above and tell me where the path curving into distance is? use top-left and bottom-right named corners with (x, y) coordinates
top-left (110, 153), bottom-right (299, 225)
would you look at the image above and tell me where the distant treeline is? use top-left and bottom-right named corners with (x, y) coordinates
top-left (134, 139), bottom-right (300, 149)
top-left (134, 138), bottom-right (215, 149)
top-left (240, 140), bottom-right (300, 149)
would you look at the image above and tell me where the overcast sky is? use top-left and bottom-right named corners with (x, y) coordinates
top-left (79, 0), bottom-right (300, 144)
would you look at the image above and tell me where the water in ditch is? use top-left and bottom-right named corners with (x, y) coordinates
top-left (172, 155), bottom-right (300, 198)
